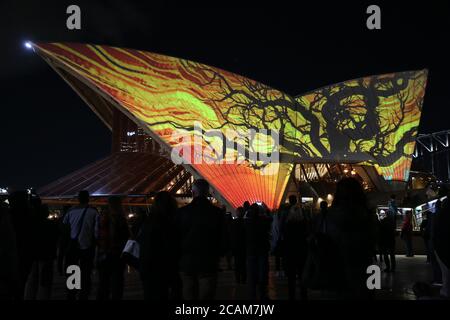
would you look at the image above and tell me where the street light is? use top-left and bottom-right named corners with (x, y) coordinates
top-left (24, 41), bottom-right (33, 50)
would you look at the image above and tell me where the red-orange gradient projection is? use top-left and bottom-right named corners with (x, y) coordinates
top-left (34, 42), bottom-right (292, 209)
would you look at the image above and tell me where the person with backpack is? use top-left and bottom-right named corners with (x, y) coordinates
top-left (63, 190), bottom-right (98, 300)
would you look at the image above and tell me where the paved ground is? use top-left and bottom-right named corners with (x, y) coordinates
top-left (48, 255), bottom-right (438, 300)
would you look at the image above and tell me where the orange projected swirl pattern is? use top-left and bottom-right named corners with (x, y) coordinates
top-left (33, 42), bottom-right (427, 209)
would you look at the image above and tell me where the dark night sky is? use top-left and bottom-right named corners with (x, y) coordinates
top-left (0, 1), bottom-right (449, 189)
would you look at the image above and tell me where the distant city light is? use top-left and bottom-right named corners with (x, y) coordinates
top-left (47, 213), bottom-right (59, 220)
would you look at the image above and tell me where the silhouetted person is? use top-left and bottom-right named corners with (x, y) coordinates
top-left (8, 190), bottom-right (34, 299)
top-left (373, 216), bottom-right (381, 263)
top-left (434, 192), bottom-right (450, 298)
top-left (312, 200), bottom-right (329, 234)
top-left (273, 203), bottom-right (289, 279)
top-left (175, 179), bottom-right (225, 300)
top-left (326, 178), bottom-right (376, 299)
top-left (283, 195), bottom-right (309, 300)
top-left (220, 205), bottom-right (233, 271)
top-left (245, 203), bottom-right (272, 300)
top-left (0, 202), bottom-right (20, 300)
top-left (420, 213), bottom-right (431, 263)
top-left (25, 202), bottom-right (58, 300)
top-left (57, 205), bottom-right (71, 276)
top-left (130, 207), bottom-right (147, 240)
top-left (319, 200), bottom-right (328, 220)
top-left (139, 191), bottom-right (180, 300)
top-left (429, 187), bottom-right (446, 284)
top-left (388, 195), bottom-right (398, 219)
top-left (96, 196), bottom-right (129, 300)
top-left (379, 209), bottom-right (396, 272)
top-left (401, 211), bottom-right (414, 257)
top-left (243, 201), bottom-right (251, 218)
top-left (63, 190), bottom-right (98, 300)
top-left (230, 207), bottom-right (246, 284)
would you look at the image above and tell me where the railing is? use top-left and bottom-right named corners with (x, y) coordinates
top-left (376, 196), bottom-right (447, 231)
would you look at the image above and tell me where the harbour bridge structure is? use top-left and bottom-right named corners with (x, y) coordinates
top-left (413, 130), bottom-right (450, 181)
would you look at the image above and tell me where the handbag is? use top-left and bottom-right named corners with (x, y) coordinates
top-left (121, 239), bottom-right (140, 269)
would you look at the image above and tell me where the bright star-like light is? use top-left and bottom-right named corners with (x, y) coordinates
top-left (24, 41), bottom-right (33, 49)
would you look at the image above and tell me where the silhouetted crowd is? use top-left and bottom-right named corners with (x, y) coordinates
top-left (1, 177), bottom-right (449, 300)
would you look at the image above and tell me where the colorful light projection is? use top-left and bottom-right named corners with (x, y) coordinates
top-left (293, 71), bottom-right (427, 181)
top-left (33, 42), bottom-right (427, 209)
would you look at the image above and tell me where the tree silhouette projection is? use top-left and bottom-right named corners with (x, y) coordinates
top-left (175, 60), bottom-right (426, 178)
top-left (33, 42), bottom-right (427, 208)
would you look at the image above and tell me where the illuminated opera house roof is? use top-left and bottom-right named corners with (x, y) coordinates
top-left (32, 42), bottom-right (428, 209)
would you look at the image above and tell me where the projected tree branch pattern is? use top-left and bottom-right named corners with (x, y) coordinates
top-left (173, 60), bottom-right (425, 180)
top-left (34, 42), bottom-right (427, 209)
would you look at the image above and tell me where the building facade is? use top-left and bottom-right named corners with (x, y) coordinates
top-left (33, 42), bottom-right (428, 210)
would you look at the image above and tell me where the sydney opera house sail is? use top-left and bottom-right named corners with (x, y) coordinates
top-left (32, 42), bottom-right (427, 210)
